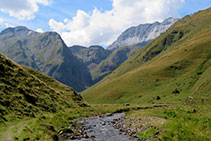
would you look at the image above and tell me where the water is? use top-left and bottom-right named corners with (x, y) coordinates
top-left (71, 113), bottom-right (136, 141)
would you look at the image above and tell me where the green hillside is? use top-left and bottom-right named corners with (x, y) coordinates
top-left (83, 8), bottom-right (211, 104)
top-left (0, 53), bottom-right (85, 118)
top-left (0, 53), bottom-right (91, 140)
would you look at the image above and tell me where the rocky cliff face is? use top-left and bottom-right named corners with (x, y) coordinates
top-left (69, 45), bottom-right (111, 67)
top-left (0, 26), bottom-right (92, 92)
top-left (107, 17), bottom-right (177, 50)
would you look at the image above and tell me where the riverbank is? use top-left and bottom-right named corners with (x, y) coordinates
top-left (59, 113), bottom-right (138, 141)
top-left (58, 104), bottom-right (211, 140)
top-left (1, 104), bottom-right (210, 140)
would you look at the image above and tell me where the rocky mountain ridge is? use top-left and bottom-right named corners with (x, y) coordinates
top-left (108, 17), bottom-right (177, 50)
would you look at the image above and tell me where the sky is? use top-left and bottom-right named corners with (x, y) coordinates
top-left (0, 0), bottom-right (210, 47)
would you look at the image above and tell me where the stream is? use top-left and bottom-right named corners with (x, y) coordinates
top-left (66, 113), bottom-right (137, 141)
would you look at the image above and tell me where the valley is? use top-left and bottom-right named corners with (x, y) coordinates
top-left (83, 8), bottom-right (211, 105)
top-left (0, 6), bottom-right (210, 141)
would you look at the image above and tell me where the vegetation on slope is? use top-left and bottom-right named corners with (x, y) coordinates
top-left (0, 53), bottom-right (91, 140)
top-left (125, 104), bottom-right (211, 140)
top-left (83, 8), bottom-right (211, 104)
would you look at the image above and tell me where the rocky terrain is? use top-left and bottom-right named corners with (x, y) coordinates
top-left (108, 17), bottom-right (176, 50)
top-left (59, 113), bottom-right (137, 141)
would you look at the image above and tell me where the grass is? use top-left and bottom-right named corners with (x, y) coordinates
top-left (125, 104), bottom-right (211, 140)
top-left (0, 107), bottom-right (96, 140)
top-left (64, 103), bottom-right (211, 140)
top-left (81, 8), bottom-right (211, 140)
top-left (1, 8), bottom-right (211, 141)
top-left (0, 53), bottom-right (90, 140)
top-left (82, 8), bottom-right (211, 104)
top-left (0, 53), bottom-right (84, 119)
top-left (1, 93), bottom-right (210, 140)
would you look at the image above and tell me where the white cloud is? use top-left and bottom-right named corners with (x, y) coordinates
top-left (49, 0), bottom-right (184, 47)
top-left (36, 28), bottom-right (44, 33)
top-left (0, 0), bottom-right (51, 20)
top-left (4, 23), bottom-right (15, 28)
top-left (49, 19), bottom-right (66, 33)
top-left (0, 18), bottom-right (3, 26)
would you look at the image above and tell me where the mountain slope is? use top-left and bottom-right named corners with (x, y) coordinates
top-left (89, 18), bottom-right (176, 82)
top-left (0, 53), bottom-right (84, 122)
top-left (91, 46), bottom-right (141, 82)
top-left (108, 17), bottom-right (176, 50)
top-left (83, 8), bottom-right (211, 104)
top-left (0, 27), bottom-right (92, 92)
top-left (69, 45), bottom-right (111, 71)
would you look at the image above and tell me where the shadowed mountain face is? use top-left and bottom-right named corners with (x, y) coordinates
top-left (83, 8), bottom-right (211, 104)
top-left (69, 45), bottom-right (111, 69)
top-left (108, 17), bottom-right (177, 51)
top-left (90, 46), bottom-right (141, 83)
top-left (69, 45), bottom-right (113, 83)
top-left (69, 45), bottom-right (140, 83)
top-left (0, 26), bottom-right (92, 92)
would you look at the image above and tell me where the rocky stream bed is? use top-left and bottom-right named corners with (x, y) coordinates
top-left (58, 113), bottom-right (140, 141)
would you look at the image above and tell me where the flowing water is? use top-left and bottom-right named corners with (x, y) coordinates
top-left (70, 113), bottom-right (136, 141)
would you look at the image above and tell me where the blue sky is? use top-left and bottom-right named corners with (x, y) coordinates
top-left (0, 0), bottom-right (210, 47)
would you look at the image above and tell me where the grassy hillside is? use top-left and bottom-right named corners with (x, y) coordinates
top-left (0, 53), bottom-right (92, 140)
top-left (83, 8), bottom-right (211, 104)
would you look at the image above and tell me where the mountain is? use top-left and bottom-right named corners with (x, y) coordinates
top-left (107, 17), bottom-right (177, 50)
top-left (0, 26), bottom-right (92, 92)
top-left (91, 46), bottom-right (141, 82)
top-left (0, 53), bottom-right (84, 122)
top-left (83, 8), bottom-right (211, 104)
top-left (90, 17), bottom-right (176, 82)
top-left (0, 18), bottom-right (176, 91)
top-left (69, 45), bottom-right (140, 83)
top-left (69, 45), bottom-right (111, 70)
top-left (91, 18), bottom-right (177, 82)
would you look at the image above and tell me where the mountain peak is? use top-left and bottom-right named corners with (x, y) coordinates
top-left (0, 26), bottom-right (38, 39)
top-left (5, 26), bottom-right (30, 33)
top-left (162, 17), bottom-right (177, 25)
top-left (89, 45), bottom-right (104, 50)
top-left (14, 26), bottom-right (30, 31)
top-left (107, 17), bottom-right (177, 50)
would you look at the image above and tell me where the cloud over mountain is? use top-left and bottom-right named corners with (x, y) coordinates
top-left (49, 0), bottom-right (184, 47)
top-left (0, 18), bottom-right (3, 26)
top-left (0, 0), bottom-right (51, 20)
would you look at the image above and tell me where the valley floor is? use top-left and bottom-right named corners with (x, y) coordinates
top-left (92, 104), bottom-right (211, 140)
top-left (1, 104), bottom-right (210, 140)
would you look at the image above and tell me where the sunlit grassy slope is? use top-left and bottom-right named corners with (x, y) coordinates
top-left (0, 53), bottom-right (93, 140)
top-left (0, 53), bottom-right (85, 122)
top-left (83, 8), bottom-right (211, 104)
